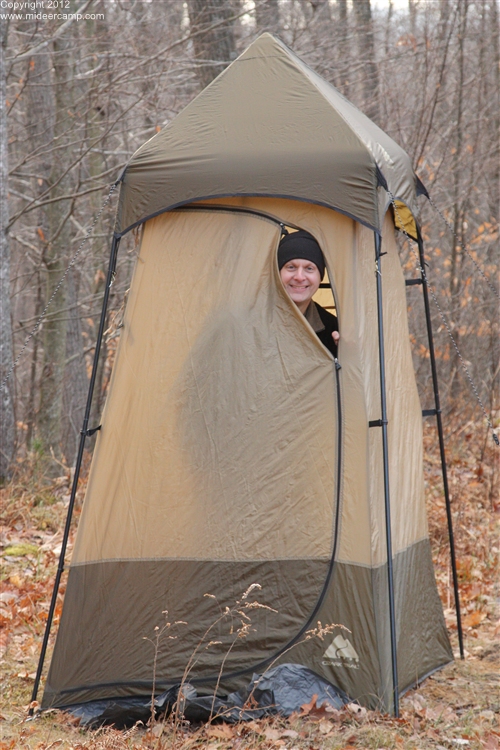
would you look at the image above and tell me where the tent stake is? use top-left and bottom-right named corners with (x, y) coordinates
top-left (374, 232), bottom-right (399, 717)
top-left (29, 234), bottom-right (121, 715)
top-left (416, 227), bottom-right (464, 659)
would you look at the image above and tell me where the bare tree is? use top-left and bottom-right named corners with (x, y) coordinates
top-left (0, 18), bottom-right (15, 479)
top-left (448, 0), bottom-right (469, 396)
top-left (336, 0), bottom-right (351, 97)
top-left (353, 0), bottom-right (379, 121)
top-left (1, 0), bottom-right (498, 474)
top-left (22, 44), bottom-right (54, 454)
top-left (37, 32), bottom-right (77, 464)
top-left (187, 0), bottom-right (237, 89)
top-left (488, 0), bottom-right (499, 231)
top-left (255, 0), bottom-right (281, 33)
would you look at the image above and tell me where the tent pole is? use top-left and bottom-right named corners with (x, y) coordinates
top-left (416, 227), bottom-right (464, 659)
top-left (374, 232), bottom-right (399, 717)
top-left (29, 234), bottom-right (121, 715)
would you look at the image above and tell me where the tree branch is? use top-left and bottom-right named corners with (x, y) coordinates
top-left (8, 0), bottom-right (94, 62)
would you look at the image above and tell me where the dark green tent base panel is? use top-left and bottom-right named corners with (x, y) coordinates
top-left (43, 541), bottom-right (452, 711)
top-left (275, 539), bottom-right (453, 711)
top-left (43, 558), bottom-right (331, 708)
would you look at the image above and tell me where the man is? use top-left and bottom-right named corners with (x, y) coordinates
top-left (278, 230), bottom-right (340, 357)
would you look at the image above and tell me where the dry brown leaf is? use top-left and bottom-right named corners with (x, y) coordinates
top-left (205, 724), bottom-right (234, 740)
top-left (480, 710), bottom-right (495, 721)
top-left (16, 670), bottom-right (35, 680)
top-left (463, 611), bottom-right (487, 629)
top-left (280, 729), bottom-right (299, 738)
top-left (319, 720), bottom-right (333, 734)
top-left (330, 708), bottom-right (344, 721)
top-left (301, 693), bottom-right (319, 715)
top-left (246, 720), bottom-right (262, 733)
top-left (426, 706), bottom-right (443, 721)
top-left (483, 736), bottom-right (500, 750)
top-left (426, 728), bottom-right (441, 740)
top-left (347, 703), bottom-right (367, 719)
top-left (299, 693), bottom-right (334, 720)
top-left (263, 727), bottom-right (281, 741)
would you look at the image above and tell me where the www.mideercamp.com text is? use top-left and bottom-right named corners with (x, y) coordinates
top-left (1, 1), bottom-right (104, 21)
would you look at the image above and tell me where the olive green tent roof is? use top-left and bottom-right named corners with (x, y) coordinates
top-left (116, 33), bottom-right (418, 236)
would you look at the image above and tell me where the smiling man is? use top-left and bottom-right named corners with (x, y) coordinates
top-left (278, 230), bottom-right (339, 358)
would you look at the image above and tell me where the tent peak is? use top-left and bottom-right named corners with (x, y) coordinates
top-left (116, 33), bottom-right (418, 235)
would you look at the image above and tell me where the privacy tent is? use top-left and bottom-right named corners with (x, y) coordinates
top-left (41, 33), bottom-right (453, 715)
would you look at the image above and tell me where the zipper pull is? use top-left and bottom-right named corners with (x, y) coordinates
top-left (334, 358), bottom-right (341, 371)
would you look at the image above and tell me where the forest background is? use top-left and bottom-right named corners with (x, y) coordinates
top-left (0, 0), bottom-right (498, 749)
top-left (0, 0), bottom-right (498, 482)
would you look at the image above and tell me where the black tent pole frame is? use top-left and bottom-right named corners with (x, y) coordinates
top-left (415, 225), bottom-right (464, 659)
top-left (373, 233), bottom-right (399, 717)
top-left (29, 234), bottom-right (121, 715)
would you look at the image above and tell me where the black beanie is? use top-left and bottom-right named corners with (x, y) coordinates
top-left (278, 230), bottom-right (325, 278)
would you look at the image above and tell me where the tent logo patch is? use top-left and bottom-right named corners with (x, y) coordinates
top-left (322, 634), bottom-right (360, 669)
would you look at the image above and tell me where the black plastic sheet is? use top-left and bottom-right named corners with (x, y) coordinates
top-left (65, 663), bottom-right (350, 728)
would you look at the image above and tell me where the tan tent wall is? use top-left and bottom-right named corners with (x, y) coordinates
top-left (59, 199), bottom-right (428, 569)
top-left (200, 199), bottom-right (429, 566)
top-left (71, 209), bottom-right (338, 565)
top-left (43, 200), bottom-right (451, 712)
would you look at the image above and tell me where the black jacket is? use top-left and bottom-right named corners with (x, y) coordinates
top-left (313, 303), bottom-right (339, 358)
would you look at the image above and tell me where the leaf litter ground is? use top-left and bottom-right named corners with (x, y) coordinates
top-left (0, 421), bottom-right (498, 749)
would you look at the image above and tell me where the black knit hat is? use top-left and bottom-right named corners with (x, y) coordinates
top-left (278, 230), bottom-right (325, 278)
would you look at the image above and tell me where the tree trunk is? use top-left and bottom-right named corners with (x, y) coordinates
top-left (25, 46), bottom-right (54, 452)
top-left (255, 0), bottom-right (280, 33)
top-left (37, 32), bottom-right (76, 465)
top-left (384, 0), bottom-right (393, 56)
top-left (187, 0), bottom-right (237, 89)
top-left (61, 266), bottom-right (87, 464)
top-left (448, 0), bottom-right (469, 397)
top-left (25, 271), bottom-right (42, 450)
top-left (0, 18), bottom-right (16, 479)
top-left (353, 0), bottom-right (379, 121)
top-left (85, 3), bottom-right (110, 437)
top-left (336, 0), bottom-right (351, 97)
top-left (489, 0), bottom-right (499, 231)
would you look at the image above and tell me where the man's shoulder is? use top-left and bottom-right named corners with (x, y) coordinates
top-left (314, 302), bottom-right (338, 331)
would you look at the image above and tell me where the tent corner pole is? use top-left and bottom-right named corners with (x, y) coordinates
top-left (374, 231), bottom-right (399, 718)
top-left (416, 226), bottom-right (464, 659)
top-left (29, 233), bottom-right (121, 716)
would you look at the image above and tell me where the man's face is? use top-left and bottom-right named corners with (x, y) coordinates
top-left (279, 258), bottom-right (322, 314)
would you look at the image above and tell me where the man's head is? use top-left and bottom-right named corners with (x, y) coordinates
top-left (278, 230), bottom-right (325, 314)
